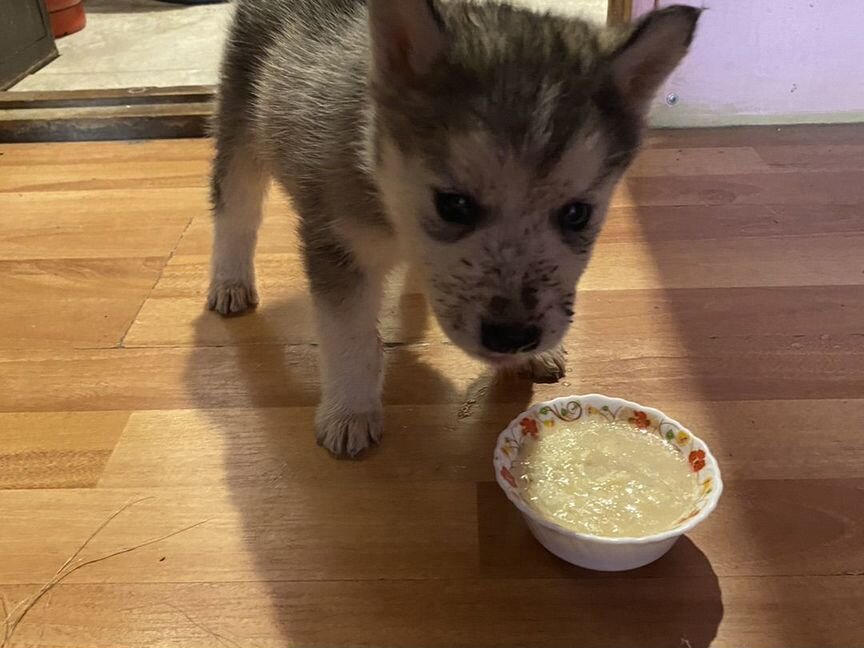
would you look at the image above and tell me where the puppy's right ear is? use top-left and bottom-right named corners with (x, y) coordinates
top-left (608, 5), bottom-right (701, 114)
top-left (367, 0), bottom-right (447, 82)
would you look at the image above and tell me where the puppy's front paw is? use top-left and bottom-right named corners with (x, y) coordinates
top-left (207, 280), bottom-right (259, 316)
top-left (315, 406), bottom-right (383, 458)
top-left (519, 346), bottom-right (567, 384)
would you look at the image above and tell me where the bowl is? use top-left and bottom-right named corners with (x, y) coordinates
top-left (493, 394), bottom-right (723, 571)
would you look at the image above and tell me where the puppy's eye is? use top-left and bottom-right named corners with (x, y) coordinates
top-left (557, 201), bottom-right (593, 233)
top-left (434, 191), bottom-right (481, 225)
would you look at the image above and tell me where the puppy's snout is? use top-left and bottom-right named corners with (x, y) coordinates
top-left (481, 320), bottom-right (541, 354)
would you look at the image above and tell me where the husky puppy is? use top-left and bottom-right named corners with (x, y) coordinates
top-left (208, 0), bottom-right (700, 456)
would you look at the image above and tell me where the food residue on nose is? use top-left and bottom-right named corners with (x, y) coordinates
top-left (512, 419), bottom-right (698, 537)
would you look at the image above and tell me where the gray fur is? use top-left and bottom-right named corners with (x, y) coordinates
top-left (208, 0), bottom-right (699, 456)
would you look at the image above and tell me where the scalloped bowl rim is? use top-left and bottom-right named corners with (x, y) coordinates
top-left (493, 394), bottom-right (724, 545)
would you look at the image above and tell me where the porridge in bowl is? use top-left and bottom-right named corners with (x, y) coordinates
top-left (511, 417), bottom-right (698, 537)
top-left (494, 395), bottom-right (722, 570)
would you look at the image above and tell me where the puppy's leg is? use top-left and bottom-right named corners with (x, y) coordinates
top-left (208, 142), bottom-right (268, 315)
top-left (518, 345), bottom-right (567, 384)
top-left (306, 236), bottom-right (387, 458)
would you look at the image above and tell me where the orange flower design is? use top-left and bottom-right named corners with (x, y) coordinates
top-left (689, 449), bottom-right (706, 472)
top-left (629, 411), bottom-right (650, 429)
top-left (520, 417), bottom-right (539, 438)
top-left (501, 466), bottom-right (518, 488)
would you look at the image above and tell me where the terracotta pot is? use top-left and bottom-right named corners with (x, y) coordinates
top-left (45, 0), bottom-right (86, 38)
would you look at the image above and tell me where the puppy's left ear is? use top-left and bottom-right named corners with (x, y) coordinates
top-left (608, 5), bottom-right (701, 113)
top-left (367, 0), bottom-right (448, 83)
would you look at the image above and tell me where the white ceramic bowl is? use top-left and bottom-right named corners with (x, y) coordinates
top-left (493, 394), bottom-right (723, 571)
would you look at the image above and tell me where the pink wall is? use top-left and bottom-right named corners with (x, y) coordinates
top-left (634, 0), bottom-right (864, 126)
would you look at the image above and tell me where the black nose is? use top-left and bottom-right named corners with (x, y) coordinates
top-left (481, 321), bottom-right (541, 354)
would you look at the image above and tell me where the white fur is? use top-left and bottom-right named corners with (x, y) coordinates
top-left (314, 276), bottom-right (387, 457)
top-left (208, 149), bottom-right (268, 314)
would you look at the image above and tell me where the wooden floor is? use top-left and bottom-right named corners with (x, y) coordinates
top-left (1, 126), bottom-right (864, 648)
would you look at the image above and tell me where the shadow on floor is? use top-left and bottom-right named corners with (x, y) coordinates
top-left (182, 267), bottom-right (723, 646)
top-left (624, 128), bottom-right (864, 646)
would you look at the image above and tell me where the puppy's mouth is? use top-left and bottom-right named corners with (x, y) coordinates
top-left (434, 313), bottom-right (553, 364)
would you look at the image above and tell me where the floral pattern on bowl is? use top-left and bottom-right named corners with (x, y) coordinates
top-left (494, 394), bottom-right (722, 541)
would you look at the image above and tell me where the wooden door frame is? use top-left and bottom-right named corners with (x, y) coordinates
top-left (0, 85), bottom-right (214, 142)
top-left (607, 0), bottom-right (634, 25)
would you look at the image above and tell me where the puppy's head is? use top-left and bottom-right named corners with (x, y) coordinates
top-left (367, 1), bottom-right (699, 363)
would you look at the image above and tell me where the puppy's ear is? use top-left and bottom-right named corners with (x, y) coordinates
top-left (367, 0), bottom-right (447, 82)
top-left (608, 5), bottom-right (701, 113)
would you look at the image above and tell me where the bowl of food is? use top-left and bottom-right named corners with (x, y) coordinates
top-left (494, 394), bottom-right (722, 571)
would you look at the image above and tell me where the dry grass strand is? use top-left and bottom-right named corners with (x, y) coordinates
top-left (0, 498), bottom-right (208, 648)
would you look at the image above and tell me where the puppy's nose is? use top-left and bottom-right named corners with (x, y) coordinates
top-left (481, 321), bottom-right (541, 354)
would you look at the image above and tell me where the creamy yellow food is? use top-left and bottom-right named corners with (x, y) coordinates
top-left (512, 418), bottom-right (698, 537)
